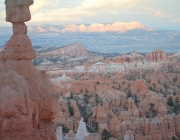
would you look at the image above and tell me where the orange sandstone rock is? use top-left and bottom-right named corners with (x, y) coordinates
top-left (0, 60), bottom-right (57, 140)
top-left (146, 50), bottom-right (167, 62)
top-left (109, 116), bottom-right (120, 136)
top-left (0, 1), bottom-right (57, 139)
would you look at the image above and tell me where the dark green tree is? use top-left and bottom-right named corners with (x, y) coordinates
top-left (147, 103), bottom-right (156, 118)
top-left (80, 89), bottom-right (83, 93)
top-left (68, 106), bottom-right (74, 116)
top-left (173, 97), bottom-right (180, 114)
top-left (101, 129), bottom-right (112, 140)
top-left (84, 93), bottom-right (90, 103)
top-left (94, 93), bottom-right (99, 105)
top-left (175, 97), bottom-right (180, 105)
top-left (87, 121), bottom-right (98, 133)
top-left (133, 95), bottom-right (140, 106)
top-left (126, 57), bottom-right (130, 63)
top-left (96, 81), bottom-right (100, 84)
top-left (61, 124), bottom-right (70, 133)
top-left (70, 92), bottom-right (73, 99)
top-left (172, 136), bottom-right (177, 140)
top-left (85, 89), bottom-right (89, 94)
top-left (150, 103), bottom-right (155, 110)
top-left (167, 96), bottom-right (174, 106)
top-left (173, 77), bottom-right (178, 83)
top-left (127, 89), bottom-right (132, 98)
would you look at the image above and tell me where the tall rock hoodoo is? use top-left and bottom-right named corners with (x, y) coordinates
top-left (3, 0), bottom-right (36, 60)
top-left (146, 50), bottom-right (167, 62)
top-left (0, 0), bottom-right (57, 139)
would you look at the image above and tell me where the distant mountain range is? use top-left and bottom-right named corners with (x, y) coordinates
top-left (0, 21), bottom-right (180, 53)
top-left (27, 22), bottom-right (147, 33)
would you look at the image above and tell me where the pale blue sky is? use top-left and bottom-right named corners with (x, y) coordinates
top-left (0, 0), bottom-right (180, 30)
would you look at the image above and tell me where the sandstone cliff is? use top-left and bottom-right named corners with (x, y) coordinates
top-left (28, 21), bottom-right (147, 33)
top-left (62, 22), bottom-right (147, 32)
top-left (0, 1), bottom-right (57, 139)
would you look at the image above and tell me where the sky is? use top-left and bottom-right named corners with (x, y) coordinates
top-left (0, 0), bottom-right (180, 30)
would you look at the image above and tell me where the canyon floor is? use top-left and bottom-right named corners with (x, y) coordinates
top-left (33, 44), bottom-right (180, 140)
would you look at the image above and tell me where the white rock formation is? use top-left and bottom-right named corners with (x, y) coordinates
top-left (124, 130), bottom-right (134, 140)
top-left (56, 126), bottom-right (62, 140)
top-left (76, 117), bottom-right (89, 140)
top-left (51, 73), bottom-right (72, 88)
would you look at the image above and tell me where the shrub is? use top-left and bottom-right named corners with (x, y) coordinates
top-left (96, 81), bottom-right (100, 84)
top-left (150, 103), bottom-right (155, 110)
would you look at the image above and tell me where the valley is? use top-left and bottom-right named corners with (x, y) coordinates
top-left (1, 0), bottom-right (180, 139)
top-left (33, 44), bottom-right (180, 139)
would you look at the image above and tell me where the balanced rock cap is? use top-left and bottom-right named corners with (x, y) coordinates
top-left (5, 0), bottom-right (34, 22)
top-left (5, 0), bottom-right (34, 5)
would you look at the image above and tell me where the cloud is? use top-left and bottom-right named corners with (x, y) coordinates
top-left (171, 18), bottom-right (180, 23)
top-left (0, 11), bottom-right (7, 25)
top-left (112, 11), bottom-right (119, 15)
top-left (30, 7), bottom-right (96, 23)
top-left (81, 0), bottom-right (110, 10)
top-left (155, 7), bottom-right (163, 16)
top-left (142, 7), bottom-right (180, 24)
top-left (143, 7), bottom-right (175, 19)
top-left (1, 0), bottom-right (150, 24)
top-left (155, 7), bottom-right (174, 18)
top-left (30, 0), bottom-right (60, 12)
top-left (30, 0), bottom-right (89, 23)
top-left (0, 11), bottom-right (5, 18)
top-left (81, 0), bottom-right (150, 10)
top-left (28, 0), bottom-right (151, 23)
top-left (30, 0), bottom-right (47, 12)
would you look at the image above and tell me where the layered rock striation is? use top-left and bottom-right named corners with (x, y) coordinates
top-left (108, 98), bottom-right (180, 140)
top-left (0, 0), bottom-right (57, 139)
top-left (146, 50), bottom-right (167, 62)
top-left (41, 44), bottom-right (92, 58)
top-left (27, 21), bottom-right (147, 33)
top-left (61, 22), bottom-right (147, 33)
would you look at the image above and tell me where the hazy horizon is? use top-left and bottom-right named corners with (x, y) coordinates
top-left (0, 22), bottom-right (179, 31)
top-left (0, 0), bottom-right (180, 30)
